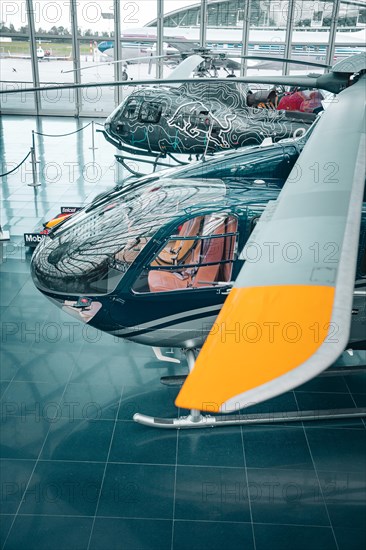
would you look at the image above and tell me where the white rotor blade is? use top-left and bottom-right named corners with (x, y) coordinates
top-left (176, 75), bottom-right (366, 413)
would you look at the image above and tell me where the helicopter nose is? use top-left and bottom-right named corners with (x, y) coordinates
top-left (31, 238), bottom-right (103, 323)
top-left (31, 237), bottom-right (74, 297)
top-left (31, 239), bottom-right (100, 297)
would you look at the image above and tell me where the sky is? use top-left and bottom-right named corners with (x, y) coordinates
top-left (1, 0), bottom-right (200, 32)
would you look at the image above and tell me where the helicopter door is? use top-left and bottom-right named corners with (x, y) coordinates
top-left (133, 213), bottom-right (239, 293)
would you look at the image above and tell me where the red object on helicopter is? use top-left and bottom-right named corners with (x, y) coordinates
top-left (278, 89), bottom-right (323, 113)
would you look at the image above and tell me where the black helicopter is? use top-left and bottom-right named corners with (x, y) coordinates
top-left (101, 53), bottom-right (332, 166)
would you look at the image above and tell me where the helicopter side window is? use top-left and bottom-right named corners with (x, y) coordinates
top-left (122, 99), bottom-right (140, 120)
top-left (133, 214), bottom-right (239, 293)
top-left (138, 101), bottom-right (162, 124)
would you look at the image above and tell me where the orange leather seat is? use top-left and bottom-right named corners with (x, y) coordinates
top-left (148, 219), bottom-right (228, 292)
top-left (152, 217), bottom-right (203, 266)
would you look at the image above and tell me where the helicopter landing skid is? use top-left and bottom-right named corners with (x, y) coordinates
top-left (133, 350), bottom-right (366, 429)
top-left (115, 153), bottom-right (188, 177)
top-left (133, 408), bottom-right (366, 429)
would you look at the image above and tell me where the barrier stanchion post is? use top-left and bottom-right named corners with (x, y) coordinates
top-left (89, 120), bottom-right (98, 151)
top-left (32, 130), bottom-right (37, 163)
top-left (28, 146), bottom-right (40, 187)
top-left (31, 130), bottom-right (40, 170)
top-left (0, 225), bottom-right (10, 242)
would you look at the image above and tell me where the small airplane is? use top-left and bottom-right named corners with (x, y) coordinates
top-left (98, 40), bottom-right (181, 64)
top-left (29, 54), bottom-right (366, 428)
top-left (102, 54), bottom-right (323, 166)
top-left (6, 41), bottom-right (71, 62)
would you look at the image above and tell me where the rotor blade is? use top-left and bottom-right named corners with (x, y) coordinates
top-left (0, 75), bottom-right (340, 95)
top-left (222, 54), bottom-right (331, 69)
top-left (61, 53), bottom-right (181, 74)
top-left (166, 55), bottom-right (205, 82)
top-left (175, 75), bottom-right (366, 413)
top-left (3, 52), bottom-right (364, 95)
top-left (118, 35), bottom-right (196, 45)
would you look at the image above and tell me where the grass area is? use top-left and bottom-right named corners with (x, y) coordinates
top-left (0, 41), bottom-right (91, 56)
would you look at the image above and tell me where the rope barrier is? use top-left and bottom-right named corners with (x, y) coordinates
top-left (1, 121), bottom-right (96, 178)
top-left (33, 122), bottom-right (92, 138)
top-left (0, 150), bottom-right (31, 177)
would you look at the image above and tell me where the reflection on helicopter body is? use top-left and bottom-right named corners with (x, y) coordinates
top-left (31, 170), bottom-right (366, 350)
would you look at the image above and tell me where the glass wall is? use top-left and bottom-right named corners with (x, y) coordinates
top-left (334, 1), bottom-right (366, 64)
top-left (0, 0), bottom-right (35, 112)
top-left (1, 0), bottom-right (365, 116)
top-left (285, 0), bottom-right (334, 74)
top-left (33, 0), bottom-right (75, 113)
top-left (77, 0), bottom-right (116, 115)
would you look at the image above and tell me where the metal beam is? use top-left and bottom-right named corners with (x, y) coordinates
top-left (25, 0), bottom-right (40, 114)
top-left (2, 32), bottom-right (363, 49)
top-left (283, 0), bottom-right (296, 75)
top-left (70, 0), bottom-right (81, 116)
top-left (326, 0), bottom-right (341, 69)
top-left (240, 1), bottom-right (251, 77)
top-left (114, 0), bottom-right (123, 106)
top-left (199, 0), bottom-right (208, 49)
top-left (156, 0), bottom-right (164, 79)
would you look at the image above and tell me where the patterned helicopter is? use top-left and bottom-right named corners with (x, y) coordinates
top-left (20, 53), bottom-right (366, 428)
top-left (102, 53), bottom-right (326, 166)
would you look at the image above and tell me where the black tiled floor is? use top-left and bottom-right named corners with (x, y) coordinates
top-left (242, 426), bottom-right (314, 470)
top-left (334, 527), bottom-right (366, 550)
top-left (0, 517), bottom-right (14, 549)
top-left (175, 465), bottom-right (251, 522)
top-left (40, 418), bottom-right (115, 462)
top-left (109, 421), bottom-right (178, 465)
top-left (0, 460), bottom-right (36, 514)
top-left (253, 524), bottom-right (337, 550)
top-left (305, 427), bottom-right (366, 473)
top-left (1, 116), bottom-right (365, 550)
top-left (177, 426), bottom-right (245, 467)
top-left (4, 515), bottom-right (94, 550)
top-left (317, 470), bottom-right (366, 529)
top-left (295, 391), bottom-right (357, 412)
top-left (90, 518), bottom-right (172, 550)
top-left (1, 380), bottom-right (66, 421)
top-left (18, 460), bottom-right (105, 516)
top-left (60, 381), bottom-right (122, 420)
top-left (0, 415), bottom-right (51, 459)
top-left (246, 467), bottom-right (331, 526)
top-left (97, 463), bottom-right (175, 519)
top-left (173, 520), bottom-right (255, 550)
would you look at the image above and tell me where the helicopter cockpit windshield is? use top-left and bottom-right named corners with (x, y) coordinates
top-left (31, 179), bottom-right (226, 297)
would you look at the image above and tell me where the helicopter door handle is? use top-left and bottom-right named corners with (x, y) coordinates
top-left (220, 287), bottom-right (232, 295)
top-left (216, 285), bottom-right (232, 295)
